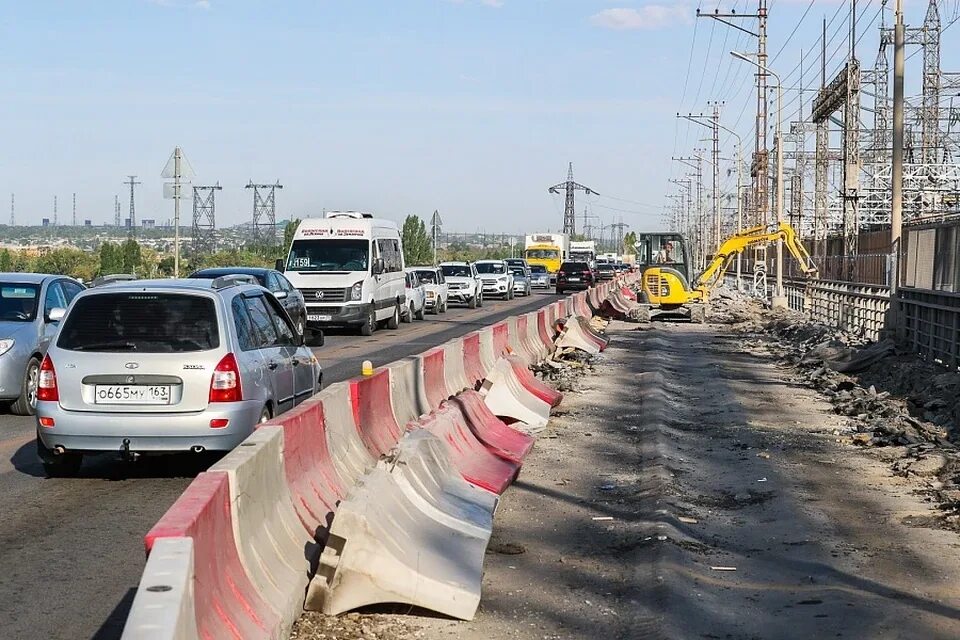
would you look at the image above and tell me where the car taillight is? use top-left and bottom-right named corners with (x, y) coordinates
top-left (209, 353), bottom-right (243, 403)
top-left (37, 354), bottom-right (59, 402)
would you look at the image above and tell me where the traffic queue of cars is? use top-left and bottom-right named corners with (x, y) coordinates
top-left (0, 213), bottom-right (564, 476)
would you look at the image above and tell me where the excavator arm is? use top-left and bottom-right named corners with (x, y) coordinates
top-left (692, 222), bottom-right (817, 298)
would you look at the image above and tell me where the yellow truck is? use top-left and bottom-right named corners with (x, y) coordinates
top-left (524, 233), bottom-right (569, 280)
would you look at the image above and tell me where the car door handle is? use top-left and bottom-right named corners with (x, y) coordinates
top-left (267, 361), bottom-right (279, 370)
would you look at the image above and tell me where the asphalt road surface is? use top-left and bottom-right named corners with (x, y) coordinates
top-left (0, 289), bottom-right (559, 640)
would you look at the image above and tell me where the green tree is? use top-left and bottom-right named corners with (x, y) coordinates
top-left (283, 219), bottom-right (300, 255)
top-left (120, 239), bottom-right (142, 274)
top-left (622, 231), bottom-right (637, 255)
top-left (99, 242), bottom-right (122, 275)
top-left (0, 249), bottom-right (12, 272)
top-left (401, 215), bottom-right (433, 266)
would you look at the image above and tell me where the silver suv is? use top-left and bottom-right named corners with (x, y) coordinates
top-left (35, 277), bottom-right (321, 476)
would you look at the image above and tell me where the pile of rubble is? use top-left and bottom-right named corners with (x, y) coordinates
top-left (530, 316), bottom-right (607, 392)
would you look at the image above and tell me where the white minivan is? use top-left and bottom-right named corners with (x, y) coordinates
top-left (279, 212), bottom-right (406, 336)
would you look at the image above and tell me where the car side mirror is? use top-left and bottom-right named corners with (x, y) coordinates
top-left (274, 290), bottom-right (288, 300)
top-left (274, 258), bottom-right (285, 272)
top-left (373, 259), bottom-right (385, 275)
top-left (46, 307), bottom-right (66, 323)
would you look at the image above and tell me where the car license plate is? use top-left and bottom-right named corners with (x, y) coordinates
top-left (569, 277), bottom-right (580, 282)
top-left (95, 385), bottom-right (171, 405)
top-left (308, 314), bottom-right (332, 322)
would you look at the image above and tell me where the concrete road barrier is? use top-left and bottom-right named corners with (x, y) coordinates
top-left (121, 538), bottom-right (199, 640)
top-left (209, 427), bottom-right (314, 631)
top-left (479, 357), bottom-right (552, 434)
top-left (443, 338), bottom-right (471, 397)
top-left (574, 316), bottom-right (610, 350)
top-left (321, 382), bottom-right (378, 487)
top-left (267, 397), bottom-right (346, 538)
top-left (492, 321), bottom-right (510, 358)
top-left (478, 327), bottom-right (497, 377)
top-left (142, 472), bottom-right (283, 640)
top-left (554, 315), bottom-right (604, 354)
top-left (420, 402), bottom-right (521, 494)
top-left (351, 369), bottom-right (404, 457)
top-left (452, 390), bottom-right (535, 464)
top-left (503, 353), bottom-right (563, 407)
top-left (511, 314), bottom-right (542, 365)
top-left (307, 461), bottom-right (491, 621)
top-left (421, 346), bottom-right (449, 409)
top-left (462, 332), bottom-right (486, 389)
top-left (537, 309), bottom-right (556, 354)
top-left (384, 356), bottom-right (431, 428)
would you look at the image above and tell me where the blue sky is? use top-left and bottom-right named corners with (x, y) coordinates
top-left (1, 0), bottom-right (955, 234)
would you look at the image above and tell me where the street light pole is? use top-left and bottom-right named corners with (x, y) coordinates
top-left (732, 51), bottom-right (787, 308)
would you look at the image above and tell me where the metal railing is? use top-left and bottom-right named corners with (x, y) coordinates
top-left (899, 288), bottom-right (960, 369)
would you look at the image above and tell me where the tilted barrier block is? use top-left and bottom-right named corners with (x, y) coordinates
top-left (419, 403), bottom-right (520, 494)
top-left (121, 538), bottom-right (199, 640)
top-left (421, 346), bottom-right (449, 410)
top-left (554, 315), bottom-right (603, 354)
top-left (351, 369), bottom-right (404, 457)
top-left (144, 472), bottom-right (283, 640)
top-left (504, 353), bottom-right (563, 407)
top-left (461, 332), bottom-right (486, 389)
top-left (574, 316), bottom-right (610, 349)
top-left (452, 390), bottom-right (535, 464)
top-left (478, 357), bottom-right (552, 434)
top-left (209, 427), bottom-right (314, 631)
top-left (306, 456), bottom-right (492, 620)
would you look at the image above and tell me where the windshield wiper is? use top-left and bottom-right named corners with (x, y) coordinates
top-left (71, 341), bottom-right (138, 351)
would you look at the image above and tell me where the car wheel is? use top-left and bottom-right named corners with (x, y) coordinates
top-left (259, 405), bottom-right (272, 424)
top-left (477, 292), bottom-right (484, 307)
top-left (440, 299), bottom-right (448, 313)
top-left (11, 357), bottom-right (40, 416)
top-left (556, 288), bottom-right (564, 295)
top-left (360, 308), bottom-right (376, 336)
top-left (38, 435), bottom-right (83, 478)
top-left (468, 294), bottom-right (477, 309)
top-left (415, 305), bottom-right (425, 321)
top-left (403, 303), bottom-right (413, 323)
top-left (386, 302), bottom-right (400, 329)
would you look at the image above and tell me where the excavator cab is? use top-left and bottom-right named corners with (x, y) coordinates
top-left (634, 233), bottom-right (700, 317)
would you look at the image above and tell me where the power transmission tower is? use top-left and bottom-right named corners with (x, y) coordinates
top-left (246, 181), bottom-right (283, 250)
top-left (53, 195), bottom-right (58, 226)
top-left (192, 183), bottom-right (221, 257)
top-left (698, 1), bottom-right (768, 226)
top-left (72, 193), bottom-right (76, 227)
top-left (548, 163), bottom-right (597, 236)
top-left (115, 195), bottom-right (120, 227)
top-left (125, 175), bottom-right (141, 236)
top-left (581, 206), bottom-right (600, 240)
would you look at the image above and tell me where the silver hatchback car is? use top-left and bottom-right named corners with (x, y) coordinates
top-left (35, 277), bottom-right (321, 476)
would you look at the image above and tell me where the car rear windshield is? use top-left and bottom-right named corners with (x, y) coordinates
top-left (0, 284), bottom-right (39, 322)
top-left (58, 293), bottom-right (220, 352)
top-left (561, 262), bottom-right (589, 271)
top-left (414, 270), bottom-right (437, 283)
top-left (475, 263), bottom-right (506, 274)
top-left (598, 264), bottom-right (614, 271)
top-left (530, 265), bottom-right (547, 273)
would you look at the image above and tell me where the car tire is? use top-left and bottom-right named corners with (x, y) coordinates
top-left (360, 308), bottom-right (376, 336)
top-left (403, 303), bottom-right (413, 323)
top-left (11, 357), bottom-right (40, 417)
top-left (386, 302), bottom-right (400, 329)
top-left (556, 288), bottom-right (564, 295)
top-left (259, 405), bottom-right (272, 424)
top-left (468, 294), bottom-right (477, 309)
top-left (415, 305), bottom-right (425, 321)
top-left (440, 299), bottom-right (448, 313)
top-left (477, 292), bottom-right (483, 307)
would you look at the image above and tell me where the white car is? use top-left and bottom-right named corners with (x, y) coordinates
top-left (402, 269), bottom-right (427, 322)
top-left (410, 266), bottom-right (448, 314)
top-left (440, 262), bottom-right (483, 308)
top-left (474, 260), bottom-right (515, 300)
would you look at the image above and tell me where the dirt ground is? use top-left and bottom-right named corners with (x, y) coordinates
top-left (294, 318), bottom-right (960, 639)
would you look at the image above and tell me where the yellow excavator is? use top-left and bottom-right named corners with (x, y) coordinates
top-left (633, 221), bottom-right (817, 323)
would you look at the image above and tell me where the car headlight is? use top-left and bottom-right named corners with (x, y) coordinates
top-left (350, 281), bottom-right (363, 301)
top-left (0, 339), bottom-right (13, 357)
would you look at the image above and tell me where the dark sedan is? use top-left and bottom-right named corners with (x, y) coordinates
top-left (188, 267), bottom-right (308, 335)
top-left (556, 261), bottom-right (596, 294)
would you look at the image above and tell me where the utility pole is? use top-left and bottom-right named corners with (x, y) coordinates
top-left (677, 104), bottom-right (722, 254)
top-left (72, 193), bottom-right (76, 227)
top-left (246, 182), bottom-right (283, 251)
top-left (9, 194), bottom-right (13, 227)
top-left (53, 195), bottom-right (58, 226)
top-left (114, 195), bottom-right (120, 227)
top-left (891, 0), bottom-right (905, 292)
top-left (548, 163), bottom-right (597, 236)
top-left (430, 209), bottom-right (443, 265)
top-left (126, 175), bottom-right (141, 236)
top-left (842, 0), bottom-right (862, 277)
top-left (673, 154), bottom-right (705, 268)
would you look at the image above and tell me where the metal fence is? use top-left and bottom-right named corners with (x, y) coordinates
top-left (899, 288), bottom-right (960, 369)
top-left (782, 278), bottom-right (891, 341)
